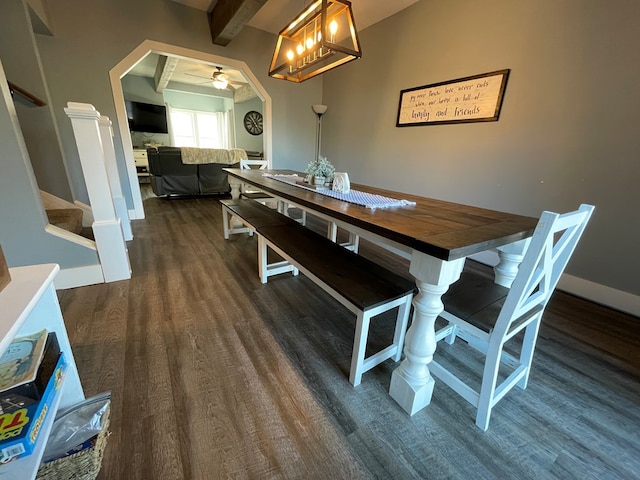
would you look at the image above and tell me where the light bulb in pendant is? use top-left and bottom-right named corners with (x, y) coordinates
top-left (329, 20), bottom-right (338, 36)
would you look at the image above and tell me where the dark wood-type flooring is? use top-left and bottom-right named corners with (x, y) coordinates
top-left (58, 187), bottom-right (640, 480)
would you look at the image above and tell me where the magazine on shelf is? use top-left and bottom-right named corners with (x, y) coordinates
top-left (0, 329), bottom-right (48, 392)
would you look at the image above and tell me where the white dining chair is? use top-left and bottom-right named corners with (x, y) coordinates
top-left (430, 204), bottom-right (594, 430)
top-left (239, 158), bottom-right (278, 206)
top-left (240, 158), bottom-right (268, 170)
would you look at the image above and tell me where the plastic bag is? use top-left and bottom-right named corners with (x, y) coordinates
top-left (41, 391), bottom-right (111, 463)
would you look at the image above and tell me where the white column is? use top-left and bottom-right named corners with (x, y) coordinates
top-left (64, 102), bottom-right (131, 283)
top-left (98, 116), bottom-right (133, 241)
top-left (390, 251), bottom-right (465, 415)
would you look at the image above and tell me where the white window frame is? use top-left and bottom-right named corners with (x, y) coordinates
top-left (168, 107), bottom-right (230, 149)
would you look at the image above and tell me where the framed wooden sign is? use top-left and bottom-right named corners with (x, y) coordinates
top-left (396, 69), bottom-right (510, 127)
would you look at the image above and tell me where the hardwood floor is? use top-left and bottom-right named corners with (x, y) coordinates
top-left (58, 189), bottom-right (640, 480)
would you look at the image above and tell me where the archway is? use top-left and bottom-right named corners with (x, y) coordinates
top-left (109, 40), bottom-right (272, 220)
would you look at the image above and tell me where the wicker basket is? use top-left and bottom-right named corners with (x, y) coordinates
top-left (36, 409), bottom-right (110, 480)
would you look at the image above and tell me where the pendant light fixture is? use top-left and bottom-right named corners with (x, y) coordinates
top-left (269, 0), bottom-right (361, 83)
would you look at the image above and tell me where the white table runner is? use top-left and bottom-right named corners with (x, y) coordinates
top-left (264, 174), bottom-right (416, 210)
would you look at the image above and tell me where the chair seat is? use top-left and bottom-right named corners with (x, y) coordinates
top-left (241, 191), bottom-right (274, 200)
top-left (442, 272), bottom-right (509, 334)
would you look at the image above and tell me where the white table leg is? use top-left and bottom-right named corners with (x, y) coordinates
top-left (229, 177), bottom-right (242, 200)
top-left (389, 252), bottom-right (465, 415)
top-left (494, 238), bottom-right (530, 287)
top-left (227, 176), bottom-right (245, 230)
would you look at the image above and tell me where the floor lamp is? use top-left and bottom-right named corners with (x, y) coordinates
top-left (312, 104), bottom-right (327, 161)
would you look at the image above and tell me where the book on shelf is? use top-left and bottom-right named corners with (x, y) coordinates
top-left (0, 330), bottom-right (48, 393)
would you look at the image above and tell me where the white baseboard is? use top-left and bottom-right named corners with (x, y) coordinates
top-left (128, 207), bottom-right (145, 220)
top-left (556, 275), bottom-right (640, 317)
top-left (468, 252), bottom-right (640, 318)
top-left (54, 264), bottom-right (104, 289)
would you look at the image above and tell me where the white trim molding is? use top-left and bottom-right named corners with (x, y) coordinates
top-left (54, 264), bottom-right (104, 290)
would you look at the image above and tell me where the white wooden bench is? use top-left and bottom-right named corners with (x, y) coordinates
top-left (220, 199), bottom-right (415, 386)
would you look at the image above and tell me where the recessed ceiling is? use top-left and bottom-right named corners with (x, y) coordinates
top-left (129, 55), bottom-right (246, 87)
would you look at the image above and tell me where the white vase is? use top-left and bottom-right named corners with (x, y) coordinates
top-left (332, 172), bottom-right (350, 193)
top-left (313, 175), bottom-right (325, 186)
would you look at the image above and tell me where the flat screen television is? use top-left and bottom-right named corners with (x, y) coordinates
top-left (126, 100), bottom-right (168, 133)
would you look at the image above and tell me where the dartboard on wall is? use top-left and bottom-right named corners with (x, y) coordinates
top-left (243, 111), bottom-right (263, 135)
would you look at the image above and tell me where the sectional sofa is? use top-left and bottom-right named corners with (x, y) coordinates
top-left (146, 147), bottom-right (240, 197)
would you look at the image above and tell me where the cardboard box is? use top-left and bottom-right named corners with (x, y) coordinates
top-left (0, 246), bottom-right (9, 293)
top-left (0, 351), bottom-right (66, 463)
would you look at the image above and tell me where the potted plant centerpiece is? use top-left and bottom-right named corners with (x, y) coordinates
top-left (305, 156), bottom-right (335, 186)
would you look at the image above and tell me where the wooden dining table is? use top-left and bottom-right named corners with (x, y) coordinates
top-left (225, 168), bottom-right (538, 415)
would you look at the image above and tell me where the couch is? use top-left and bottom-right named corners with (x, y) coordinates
top-left (146, 147), bottom-right (240, 196)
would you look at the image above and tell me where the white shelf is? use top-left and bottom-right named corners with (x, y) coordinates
top-left (0, 264), bottom-right (85, 480)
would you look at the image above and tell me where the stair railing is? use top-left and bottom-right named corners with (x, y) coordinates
top-left (98, 115), bottom-right (133, 241)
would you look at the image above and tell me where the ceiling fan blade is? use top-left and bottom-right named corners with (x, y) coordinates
top-left (185, 72), bottom-right (212, 80)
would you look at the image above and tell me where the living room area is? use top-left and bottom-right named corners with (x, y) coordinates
top-left (123, 53), bottom-right (265, 198)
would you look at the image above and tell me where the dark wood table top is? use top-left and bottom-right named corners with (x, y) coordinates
top-left (225, 169), bottom-right (538, 261)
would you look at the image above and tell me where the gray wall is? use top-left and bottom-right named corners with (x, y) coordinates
top-left (0, 59), bottom-right (99, 269)
top-left (0, 0), bottom-right (73, 201)
top-left (321, 0), bottom-right (640, 297)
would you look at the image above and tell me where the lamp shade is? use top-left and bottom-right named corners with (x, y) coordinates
top-left (269, 0), bottom-right (361, 83)
top-left (312, 104), bottom-right (328, 115)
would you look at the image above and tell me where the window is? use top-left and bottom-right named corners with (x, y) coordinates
top-left (169, 108), bottom-right (230, 148)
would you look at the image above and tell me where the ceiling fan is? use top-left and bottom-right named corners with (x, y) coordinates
top-left (185, 66), bottom-right (246, 90)
top-left (211, 66), bottom-right (229, 89)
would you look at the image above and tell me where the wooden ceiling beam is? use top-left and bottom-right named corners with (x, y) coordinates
top-left (154, 55), bottom-right (179, 93)
top-left (209, 0), bottom-right (268, 46)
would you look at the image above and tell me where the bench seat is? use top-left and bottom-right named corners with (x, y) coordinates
top-left (220, 198), bottom-right (416, 386)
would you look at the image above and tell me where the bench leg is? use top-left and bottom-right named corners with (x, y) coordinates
top-left (258, 236), bottom-right (299, 284)
top-left (347, 232), bottom-right (360, 253)
top-left (328, 223), bottom-right (360, 252)
top-left (350, 311), bottom-right (370, 387)
top-left (349, 294), bottom-right (414, 387)
top-left (221, 205), bottom-right (253, 238)
top-left (392, 294), bottom-right (413, 362)
top-left (328, 222), bottom-right (337, 242)
top-left (221, 204), bottom-right (230, 239)
top-left (258, 236), bottom-right (268, 284)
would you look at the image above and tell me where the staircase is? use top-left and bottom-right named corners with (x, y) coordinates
top-left (46, 208), bottom-right (94, 240)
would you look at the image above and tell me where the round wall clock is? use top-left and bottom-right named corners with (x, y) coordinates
top-left (243, 111), bottom-right (263, 135)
